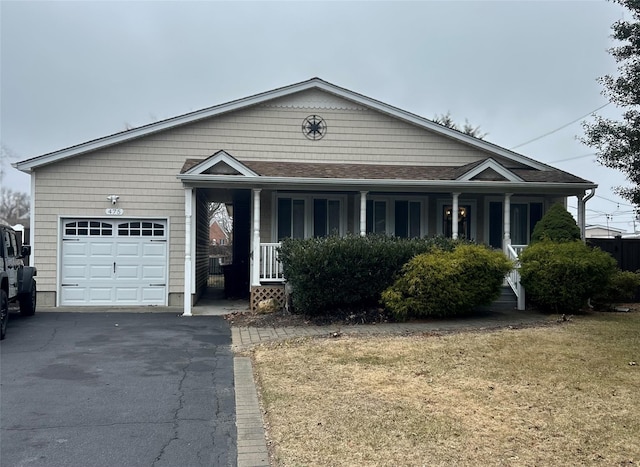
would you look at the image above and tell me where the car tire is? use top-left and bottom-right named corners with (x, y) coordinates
top-left (1, 289), bottom-right (8, 340)
top-left (19, 280), bottom-right (36, 317)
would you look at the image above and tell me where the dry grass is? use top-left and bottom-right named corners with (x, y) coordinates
top-left (252, 312), bottom-right (640, 466)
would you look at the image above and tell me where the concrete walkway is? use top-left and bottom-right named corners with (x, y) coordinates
top-left (221, 302), bottom-right (554, 467)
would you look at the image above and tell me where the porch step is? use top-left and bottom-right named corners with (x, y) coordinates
top-left (491, 286), bottom-right (518, 310)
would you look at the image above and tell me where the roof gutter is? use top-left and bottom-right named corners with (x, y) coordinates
top-left (176, 173), bottom-right (597, 194)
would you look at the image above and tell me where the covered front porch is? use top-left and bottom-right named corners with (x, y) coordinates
top-left (180, 182), bottom-right (595, 316)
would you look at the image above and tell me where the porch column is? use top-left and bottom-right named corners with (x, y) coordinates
top-left (503, 193), bottom-right (512, 253)
top-left (251, 188), bottom-right (262, 287)
top-left (359, 191), bottom-right (368, 236)
top-left (183, 187), bottom-right (194, 317)
top-left (452, 193), bottom-right (460, 239)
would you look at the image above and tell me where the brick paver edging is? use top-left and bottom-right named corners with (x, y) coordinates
top-left (234, 357), bottom-right (270, 467)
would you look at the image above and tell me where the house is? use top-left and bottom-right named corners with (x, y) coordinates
top-left (14, 78), bottom-right (597, 314)
top-left (585, 224), bottom-right (625, 239)
top-left (209, 220), bottom-right (229, 246)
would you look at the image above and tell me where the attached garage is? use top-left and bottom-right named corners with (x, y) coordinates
top-left (60, 219), bottom-right (168, 306)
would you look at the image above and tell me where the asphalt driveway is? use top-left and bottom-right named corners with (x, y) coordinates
top-left (0, 311), bottom-right (236, 467)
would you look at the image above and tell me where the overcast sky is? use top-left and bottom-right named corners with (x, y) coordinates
top-left (1, 0), bottom-right (637, 232)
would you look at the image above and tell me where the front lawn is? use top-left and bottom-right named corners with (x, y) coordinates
top-left (252, 312), bottom-right (640, 466)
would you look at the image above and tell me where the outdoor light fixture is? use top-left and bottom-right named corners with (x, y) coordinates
top-left (107, 195), bottom-right (120, 205)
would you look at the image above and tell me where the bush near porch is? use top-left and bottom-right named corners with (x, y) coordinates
top-left (520, 240), bottom-right (618, 313)
top-left (278, 235), bottom-right (465, 316)
top-left (381, 244), bottom-right (513, 320)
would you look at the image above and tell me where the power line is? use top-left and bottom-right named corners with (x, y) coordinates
top-left (547, 153), bottom-right (597, 164)
top-left (510, 102), bottom-right (610, 150)
top-left (595, 195), bottom-right (636, 208)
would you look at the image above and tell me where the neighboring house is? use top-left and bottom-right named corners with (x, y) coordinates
top-left (14, 78), bottom-right (597, 314)
top-left (585, 224), bottom-right (626, 239)
top-left (209, 221), bottom-right (229, 246)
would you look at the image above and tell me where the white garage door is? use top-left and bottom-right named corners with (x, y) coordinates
top-left (61, 219), bottom-right (167, 306)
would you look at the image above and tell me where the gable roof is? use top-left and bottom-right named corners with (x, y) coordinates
top-left (15, 77), bottom-right (566, 174)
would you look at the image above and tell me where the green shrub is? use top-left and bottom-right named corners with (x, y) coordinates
top-left (530, 203), bottom-right (581, 244)
top-left (591, 270), bottom-right (640, 310)
top-left (519, 241), bottom-right (618, 313)
top-left (381, 244), bottom-right (513, 321)
top-left (278, 235), bottom-right (463, 316)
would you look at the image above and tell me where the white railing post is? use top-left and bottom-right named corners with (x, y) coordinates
top-left (505, 244), bottom-right (526, 311)
top-left (258, 243), bottom-right (284, 282)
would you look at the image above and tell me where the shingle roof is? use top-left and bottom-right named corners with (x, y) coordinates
top-left (181, 158), bottom-right (591, 184)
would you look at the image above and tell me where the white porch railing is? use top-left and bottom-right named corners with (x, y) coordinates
top-left (259, 241), bottom-right (528, 310)
top-left (260, 242), bottom-right (284, 282)
top-left (506, 244), bottom-right (526, 310)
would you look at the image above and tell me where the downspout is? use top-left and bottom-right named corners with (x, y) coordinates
top-left (579, 188), bottom-right (596, 241)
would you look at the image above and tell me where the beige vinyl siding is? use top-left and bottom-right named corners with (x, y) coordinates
top-left (115, 92), bottom-right (496, 168)
top-left (32, 140), bottom-right (187, 302)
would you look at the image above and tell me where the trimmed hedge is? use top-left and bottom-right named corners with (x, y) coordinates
top-left (381, 244), bottom-right (513, 320)
top-left (278, 235), bottom-right (463, 316)
top-left (519, 240), bottom-right (618, 313)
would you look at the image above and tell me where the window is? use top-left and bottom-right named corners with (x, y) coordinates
top-left (277, 198), bottom-right (305, 240)
top-left (65, 221), bottom-right (113, 237)
top-left (277, 195), bottom-right (345, 240)
top-left (511, 202), bottom-right (543, 245)
top-left (443, 205), bottom-right (471, 239)
top-left (487, 200), bottom-right (544, 247)
top-left (313, 199), bottom-right (341, 237)
top-left (366, 200), bottom-right (387, 234)
top-left (118, 222), bottom-right (164, 237)
top-left (3, 230), bottom-right (16, 257)
top-left (395, 200), bottom-right (421, 238)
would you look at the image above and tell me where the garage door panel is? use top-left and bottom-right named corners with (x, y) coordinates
top-left (61, 287), bottom-right (87, 304)
top-left (141, 287), bottom-right (166, 303)
top-left (90, 265), bottom-right (113, 279)
top-left (116, 265), bottom-right (140, 280)
top-left (62, 265), bottom-right (88, 281)
top-left (61, 219), bottom-right (167, 306)
top-left (142, 243), bottom-right (166, 257)
top-left (89, 288), bottom-right (116, 303)
top-left (116, 242), bottom-right (141, 257)
top-left (142, 265), bottom-right (165, 280)
top-left (115, 288), bottom-right (139, 302)
top-left (63, 242), bottom-right (88, 257)
top-left (90, 242), bottom-right (116, 256)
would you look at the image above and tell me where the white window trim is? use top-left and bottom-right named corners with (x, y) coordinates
top-left (272, 193), bottom-right (348, 240)
top-left (357, 195), bottom-right (428, 237)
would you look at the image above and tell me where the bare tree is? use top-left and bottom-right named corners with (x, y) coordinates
top-left (433, 112), bottom-right (488, 139)
top-left (0, 187), bottom-right (30, 225)
top-left (209, 202), bottom-right (232, 238)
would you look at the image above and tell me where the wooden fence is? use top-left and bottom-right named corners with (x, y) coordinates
top-left (588, 236), bottom-right (640, 301)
